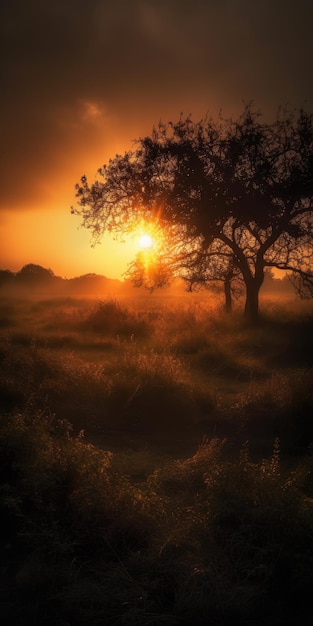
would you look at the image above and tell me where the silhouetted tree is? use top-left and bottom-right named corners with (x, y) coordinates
top-left (289, 271), bottom-right (313, 298)
top-left (18, 264), bottom-right (54, 278)
top-left (127, 243), bottom-right (242, 312)
top-left (16, 264), bottom-right (55, 287)
top-left (182, 251), bottom-right (244, 313)
top-left (73, 105), bottom-right (313, 322)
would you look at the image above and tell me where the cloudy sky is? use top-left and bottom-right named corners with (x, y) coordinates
top-left (1, 0), bottom-right (313, 278)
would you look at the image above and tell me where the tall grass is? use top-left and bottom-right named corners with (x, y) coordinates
top-left (1, 294), bottom-right (313, 624)
top-left (2, 413), bottom-right (313, 624)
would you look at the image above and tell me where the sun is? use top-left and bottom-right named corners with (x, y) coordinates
top-left (130, 220), bottom-right (164, 256)
top-left (138, 234), bottom-right (154, 249)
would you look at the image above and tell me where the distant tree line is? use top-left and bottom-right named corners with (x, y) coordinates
top-left (0, 264), bottom-right (57, 287)
top-left (0, 264), bottom-right (122, 295)
top-left (0, 263), bottom-right (297, 299)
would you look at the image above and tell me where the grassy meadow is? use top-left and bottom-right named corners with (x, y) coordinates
top-left (1, 289), bottom-right (313, 625)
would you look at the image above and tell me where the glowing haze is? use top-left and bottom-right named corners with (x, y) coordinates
top-left (1, 0), bottom-right (313, 278)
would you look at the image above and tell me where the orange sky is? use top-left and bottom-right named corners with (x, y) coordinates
top-left (1, 1), bottom-right (313, 279)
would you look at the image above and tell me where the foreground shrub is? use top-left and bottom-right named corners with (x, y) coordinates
top-left (2, 413), bottom-right (313, 625)
top-left (234, 368), bottom-right (313, 450)
top-left (0, 410), bottom-right (157, 624)
top-left (148, 438), bottom-right (313, 624)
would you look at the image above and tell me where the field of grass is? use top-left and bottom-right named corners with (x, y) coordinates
top-left (1, 292), bottom-right (313, 624)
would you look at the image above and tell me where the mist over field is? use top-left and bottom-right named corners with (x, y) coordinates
top-left (1, 276), bottom-right (313, 625)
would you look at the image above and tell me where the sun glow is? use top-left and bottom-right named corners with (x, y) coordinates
top-left (138, 233), bottom-right (154, 249)
top-left (131, 220), bottom-right (165, 255)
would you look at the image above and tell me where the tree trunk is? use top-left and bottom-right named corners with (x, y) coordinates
top-left (224, 274), bottom-right (232, 313)
top-left (244, 281), bottom-right (261, 324)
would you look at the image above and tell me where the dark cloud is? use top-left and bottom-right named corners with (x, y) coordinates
top-left (1, 0), bottom-right (313, 209)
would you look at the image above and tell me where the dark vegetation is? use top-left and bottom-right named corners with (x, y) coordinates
top-left (1, 288), bottom-right (313, 625)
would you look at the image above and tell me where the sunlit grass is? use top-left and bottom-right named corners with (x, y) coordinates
top-left (1, 294), bottom-right (312, 445)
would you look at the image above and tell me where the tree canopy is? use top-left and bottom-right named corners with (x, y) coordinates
top-left (73, 105), bottom-right (313, 322)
